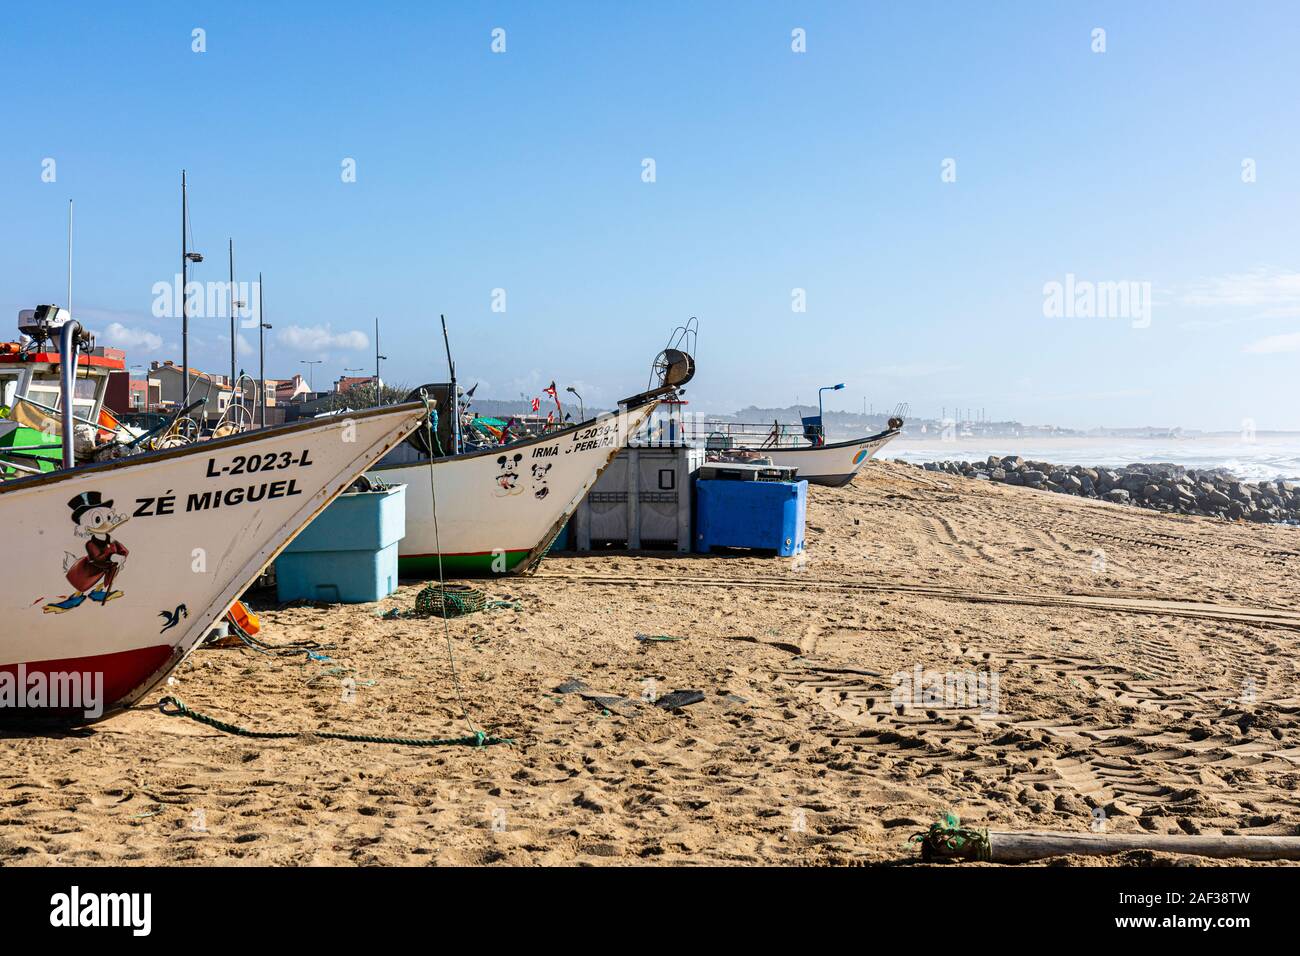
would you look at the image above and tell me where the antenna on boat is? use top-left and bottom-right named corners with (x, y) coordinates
top-left (66, 199), bottom-right (73, 324)
top-left (182, 171), bottom-right (188, 410)
top-left (228, 238), bottom-right (238, 391)
top-left (440, 314), bottom-right (460, 454)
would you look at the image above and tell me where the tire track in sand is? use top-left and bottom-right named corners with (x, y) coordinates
top-left (535, 572), bottom-right (1300, 633)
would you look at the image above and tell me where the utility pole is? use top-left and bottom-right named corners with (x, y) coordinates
top-left (180, 171), bottom-right (203, 415)
top-left (181, 171), bottom-right (189, 409)
top-left (374, 317), bottom-right (387, 407)
top-left (258, 273), bottom-right (270, 429)
top-left (228, 238), bottom-right (238, 390)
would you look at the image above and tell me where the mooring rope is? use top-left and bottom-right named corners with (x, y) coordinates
top-left (226, 616), bottom-right (334, 657)
top-left (154, 394), bottom-right (512, 751)
top-left (157, 695), bottom-right (511, 748)
top-left (420, 391), bottom-right (489, 738)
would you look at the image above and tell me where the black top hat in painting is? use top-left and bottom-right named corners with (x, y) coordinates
top-left (68, 491), bottom-right (113, 524)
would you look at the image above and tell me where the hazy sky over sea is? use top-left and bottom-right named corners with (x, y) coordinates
top-left (2, 2), bottom-right (1298, 430)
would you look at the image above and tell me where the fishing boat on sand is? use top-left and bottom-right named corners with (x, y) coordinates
top-left (695, 404), bottom-right (906, 487)
top-left (0, 307), bottom-right (427, 724)
top-left (747, 423), bottom-right (902, 487)
top-left (369, 345), bottom-right (697, 576)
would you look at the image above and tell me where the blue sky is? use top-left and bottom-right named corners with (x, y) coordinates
top-left (2, 1), bottom-right (1298, 429)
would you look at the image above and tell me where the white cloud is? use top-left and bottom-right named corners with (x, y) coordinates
top-left (1242, 331), bottom-right (1300, 354)
top-left (1180, 268), bottom-right (1300, 310)
top-left (98, 322), bottom-right (163, 351)
top-left (1174, 268), bottom-right (1300, 329)
top-left (276, 324), bottom-right (369, 353)
top-left (215, 333), bottom-right (255, 358)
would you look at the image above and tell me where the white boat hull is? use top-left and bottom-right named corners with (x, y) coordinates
top-left (370, 402), bottom-right (657, 575)
top-left (757, 429), bottom-right (900, 487)
top-left (0, 403), bottom-right (426, 723)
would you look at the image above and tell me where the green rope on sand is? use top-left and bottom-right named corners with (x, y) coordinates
top-left (156, 695), bottom-right (512, 748)
top-left (909, 813), bottom-right (991, 862)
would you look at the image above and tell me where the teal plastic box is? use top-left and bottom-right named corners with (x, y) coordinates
top-left (275, 485), bottom-right (406, 603)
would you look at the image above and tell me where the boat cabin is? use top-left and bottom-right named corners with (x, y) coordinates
top-left (0, 307), bottom-right (126, 474)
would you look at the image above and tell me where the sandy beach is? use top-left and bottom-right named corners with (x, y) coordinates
top-left (3, 460), bottom-right (1299, 866)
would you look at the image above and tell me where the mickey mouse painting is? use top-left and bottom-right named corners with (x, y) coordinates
top-left (42, 491), bottom-right (130, 614)
top-left (494, 453), bottom-right (524, 497)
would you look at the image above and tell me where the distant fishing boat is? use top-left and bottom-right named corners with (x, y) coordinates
top-left (750, 425), bottom-right (902, 487)
top-left (696, 403), bottom-right (906, 487)
top-left (0, 305), bottom-right (426, 724)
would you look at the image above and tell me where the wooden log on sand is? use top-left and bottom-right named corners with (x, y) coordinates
top-left (913, 821), bottom-right (1300, 863)
top-left (988, 831), bottom-right (1300, 863)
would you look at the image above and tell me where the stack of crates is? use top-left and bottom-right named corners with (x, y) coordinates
top-left (573, 446), bottom-right (703, 552)
top-left (694, 464), bottom-right (806, 556)
top-left (275, 484), bottom-right (406, 603)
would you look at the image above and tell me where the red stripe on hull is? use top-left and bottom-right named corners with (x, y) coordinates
top-left (0, 644), bottom-right (174, 724)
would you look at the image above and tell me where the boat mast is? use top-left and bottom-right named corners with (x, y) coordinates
top-left (181, 171), bottom-right (189, 410)
top-left (258, 273), bottom-right (267, 429)
top-left (67, 199), bottom-right (73, 322)
top-left (440, 313), bottom-right (459, 454)
top-left (228, 238), bottom-right (236, 393)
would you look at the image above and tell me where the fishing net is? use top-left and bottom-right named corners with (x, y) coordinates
top-left (414, 583), bottom-right (486, 618)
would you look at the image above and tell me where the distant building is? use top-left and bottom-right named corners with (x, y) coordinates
top-left (149, 361), bottom-right (235, 421)
top-left (105, 369), bottom-right (131, 417)
top-left (239, 377), bottom-right (277, 410)
top-left (126, 377), bottom-right (161, 412)
top-left (275, 374), bottom-right (309, 405)
top-left (334, 375), bottom-right (377, 394)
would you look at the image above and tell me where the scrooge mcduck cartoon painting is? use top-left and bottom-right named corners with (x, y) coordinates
top-left (42, 491), bottom-right (130, 614)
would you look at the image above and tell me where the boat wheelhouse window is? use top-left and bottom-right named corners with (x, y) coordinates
top-left (26, 373), bottom-right (103, 422)
top-left (0, 372), bottom-right (18, 409)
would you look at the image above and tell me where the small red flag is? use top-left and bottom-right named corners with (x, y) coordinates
top-left (531, 396), bottom-right (540, 412)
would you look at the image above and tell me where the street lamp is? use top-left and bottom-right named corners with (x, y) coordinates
top-left (566, 386), bottom-right (584, 420)
top-left (817, 383), bottom-right (845, 446)
top-left (342, 366), bottom-right (363, 398)
top-left (300, 359), bottom-right (322, 392)
top-left (180, 170), bottom-right (204, 418)
top-left (228, 238), bottom-right (243, 390)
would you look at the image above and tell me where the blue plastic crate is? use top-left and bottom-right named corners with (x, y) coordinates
top-left (694, 479), bottom-right (807, 556)
top-left (276, 485), bottom-right (406, 603)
